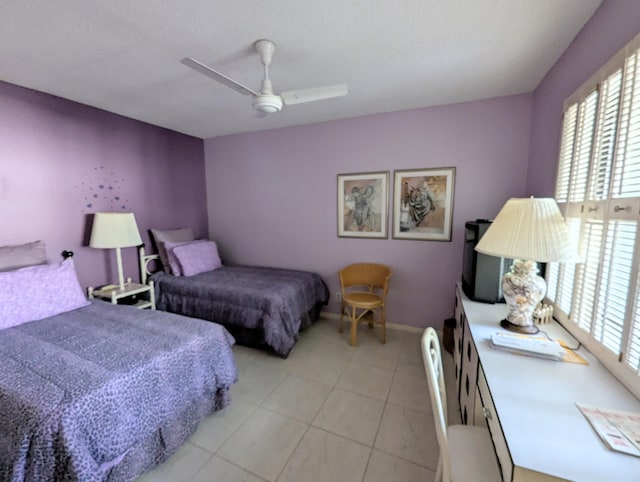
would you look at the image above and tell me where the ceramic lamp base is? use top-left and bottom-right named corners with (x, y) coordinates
top-left (501, 259), bottom-right (546, 336)
top-left (500, 318), bottom-right (540, 335)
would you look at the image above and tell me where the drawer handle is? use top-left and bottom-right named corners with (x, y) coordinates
top-left (482, 407), bottom-right (492, 420)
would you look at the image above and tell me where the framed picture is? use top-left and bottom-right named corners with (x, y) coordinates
top-left (337, 171), bottom-right (389, 238)
top-left (392, 167), bottom-right (456, 241)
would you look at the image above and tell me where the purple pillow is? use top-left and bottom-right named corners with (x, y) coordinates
top-left (164, 239), bottom-right (208, 276)
top-left (172, 241), bottom-right (222, 276)
top-left (0, 258), bottom-right (90, 330)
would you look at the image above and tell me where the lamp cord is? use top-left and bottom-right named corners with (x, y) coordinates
top-left (538, 328), bottom-right (582, 352)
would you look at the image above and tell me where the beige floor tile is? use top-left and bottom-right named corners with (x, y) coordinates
top-left (277, 427), bottom-right (371, 482)
top-left (189, 399), bottom-right (257, 453)
top-left (351, 342), bottom-right (400, 371)
top-left (362, 449), bottom-right (434, 482)
top-left (315, 321), bottom-right (344, 339)
top-left (217, 407), bottom-right (308, 482)
top-left (397, 335), bottom-right (423, 364)
top-left (387, 370), bottom-right (432, 413)
top-left (190, 455), bottom-right (267, 482)
top-left (310, 332), bottom-right (356, 362)
top-left (374, 403), bottom-right (438, 469)
top-left (233, 345), bottom-right (263, 371)
top-left (231, 362), bottom-right (287, 405)
top-left (335, 360), bottom-right (394, 401)
top-left (395, 358), bottom-right (426, 379)
top-left (312, 388), bottom-right (384, 446)
top-left (261, 374), bottom-right (332, 422)
top-left (292, 351), bottom-right (350, 386)
top-left (249, 349), bottom-right (301, 374)
top-left (135, 442), bottom-right (210, 482)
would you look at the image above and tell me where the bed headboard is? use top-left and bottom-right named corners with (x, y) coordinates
top-left (138, 244), bottom-right (160, 284)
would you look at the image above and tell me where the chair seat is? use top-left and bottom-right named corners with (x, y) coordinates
top-left (448, 424), bottom-right (501, 482)
top-left (343, 291), bottom-right (382, 308)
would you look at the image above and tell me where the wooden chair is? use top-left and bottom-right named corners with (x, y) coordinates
top-left (339, 263), bottom-right (391, 346)
top-left (421, 327), bottom-right (501, 482)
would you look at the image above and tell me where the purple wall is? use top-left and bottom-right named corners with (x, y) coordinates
top-left (204, 95), bottom-right (532, 327)
top-left (527, 0), bottom-right (640, 196)
top-left (0, 81), bottom-right (207, 289)
top-left (9, 0), bottom-right (631, 327)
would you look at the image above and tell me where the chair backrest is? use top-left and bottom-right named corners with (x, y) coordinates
top-left (421, 327), bottom-right (451, 480)
top-left (339, 263), bottom-right (392, 298)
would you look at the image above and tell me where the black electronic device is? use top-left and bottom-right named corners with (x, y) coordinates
top-left (462, 219), bottom-right (545, 304)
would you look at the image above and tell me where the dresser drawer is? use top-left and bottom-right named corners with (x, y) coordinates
top-left (459, 315), bottom-right (479, 425)
top-left (478, 364), bottom-right (513, 482)
top-left (453, 287), bottom-right (464, 398)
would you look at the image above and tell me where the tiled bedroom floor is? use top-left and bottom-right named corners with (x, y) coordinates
top-left (137, 316), bottom-right (460, 482)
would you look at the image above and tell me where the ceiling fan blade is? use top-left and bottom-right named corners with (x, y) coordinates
top-left (281, 84), bottom-right (348, 106)
top-left (181, 57), bottom-right (257, 97)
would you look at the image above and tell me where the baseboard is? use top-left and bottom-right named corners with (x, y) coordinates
top-left (319, 311), bottom-right (424, 334)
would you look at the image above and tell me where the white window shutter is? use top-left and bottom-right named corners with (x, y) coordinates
top-left (556, 104), bottom-right (578, 203)
top-left (613, 49), bottom-right (640, 198)
top-left (589, 69), bottom-right (622, 200)
top-left (569, 91), bottom-right (598, 203)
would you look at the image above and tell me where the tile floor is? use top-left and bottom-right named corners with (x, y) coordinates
top-left (137, 316), bottom-right (460, 482)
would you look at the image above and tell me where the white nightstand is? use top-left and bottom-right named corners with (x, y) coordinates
top-left (88, 278), bottom-right (156, 310)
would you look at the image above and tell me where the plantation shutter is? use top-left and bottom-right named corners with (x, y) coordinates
top-left (556, 104), bottom-right (578, 202)
top-left (548, 34), bottom-right (640, 380)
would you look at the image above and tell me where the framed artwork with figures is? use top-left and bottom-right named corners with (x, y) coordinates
top-left (392, 167), bottom-right (456, 241)
top-left (337, 171), bottom-right (389, 239)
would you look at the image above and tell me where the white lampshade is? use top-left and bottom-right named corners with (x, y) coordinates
top-left (90, 212), bottom-right (142, 249)
top-left (474, 197), bottom-right (579, 263)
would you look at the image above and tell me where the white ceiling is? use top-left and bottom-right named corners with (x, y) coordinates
top-left (0, 1), bottom-right (602, 139)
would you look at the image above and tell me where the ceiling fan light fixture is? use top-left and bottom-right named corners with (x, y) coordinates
top-left (252, 93), bottom-right (283, 113)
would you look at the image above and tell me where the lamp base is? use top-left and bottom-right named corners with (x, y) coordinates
top-left (500, 319), bottom-right (539, 335)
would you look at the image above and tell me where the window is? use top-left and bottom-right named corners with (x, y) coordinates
top-left (547, 32), bottom-right (640, 398)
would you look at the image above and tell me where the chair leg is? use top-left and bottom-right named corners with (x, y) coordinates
top-left (367, 309), bottom-right (374, 329)
top-left (435, 455), bottom-right (443, 482)
top-left (350, 305), bottom-right (358, 346)
top-left (381, 306), bottom-right (386, 344)
top-left (339, 301), bottom-right (344, 333)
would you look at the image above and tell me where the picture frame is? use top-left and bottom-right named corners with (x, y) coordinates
top-left (392, 167), bottom-right (456, 241)
top-left (337, 171), bottom-right (389, 238)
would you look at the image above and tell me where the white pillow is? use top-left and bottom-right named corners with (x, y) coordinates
top-left (0, 240), bottom-right (47, 272)
top-left (150, 227), bottom-right (194, 274)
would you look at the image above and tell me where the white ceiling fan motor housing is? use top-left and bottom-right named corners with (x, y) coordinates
top-left (252, 93), bottom-right (283, 113)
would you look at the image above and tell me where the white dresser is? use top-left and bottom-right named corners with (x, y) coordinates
top-left (453, 283), bottom-right (640, 482)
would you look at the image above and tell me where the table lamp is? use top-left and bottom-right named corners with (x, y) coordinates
top-left (474, 197), bottom-right (578, 334)
top-left (90, 212), bottom-right (143, 290)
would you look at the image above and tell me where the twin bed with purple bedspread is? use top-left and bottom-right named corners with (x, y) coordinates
top-left (0, 301), bottom-right (237, 482)
top-left (151, 265), bottom-right (329, 357)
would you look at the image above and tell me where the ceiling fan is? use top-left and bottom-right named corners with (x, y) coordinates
top-left (181, 39), bottom-right (348, 116)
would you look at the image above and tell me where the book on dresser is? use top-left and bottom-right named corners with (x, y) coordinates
top-left (489, 332), bottom-right (566, 360)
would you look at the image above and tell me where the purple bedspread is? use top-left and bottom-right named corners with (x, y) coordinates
top-left (0, 301), bottom-right (237, 482)
top-left (152, 265), bottom-right (329, 357)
